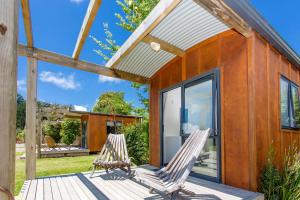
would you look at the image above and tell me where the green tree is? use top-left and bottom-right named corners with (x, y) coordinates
top-left (93, 91), bottom-right (132, 115)
top-left (16, 93), bottom-right (26, 130)
top-left (115, 0), bottom-right (160, 32)
top-left (91, 0), bottom-right (159, 61)
top-left (91, 0), bottom-right (155, 116)
top-left (60, 119), bottom-right (81, 146)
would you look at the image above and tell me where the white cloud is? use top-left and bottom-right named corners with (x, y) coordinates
top-left (39, 71), bottom-right (81, 90)
top-left (74, 105), bottom-right (87, 111)
top-left (70, 0), bottom-right (84, 4)
top-left (17, 80), bottom-right (26, 91)
top-left (98, 75), bottom-right (122, 83)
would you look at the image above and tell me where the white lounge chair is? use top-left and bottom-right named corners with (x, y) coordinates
top-left (136, 129), bottom-right (211, 199)
top-left (91, 133), bottom-right (131, 177)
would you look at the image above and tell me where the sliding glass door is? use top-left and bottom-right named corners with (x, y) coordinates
top-left (161, 70), bottom-right (220, 182)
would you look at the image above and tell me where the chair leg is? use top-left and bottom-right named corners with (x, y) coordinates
top-left (90, 165), bottom-right (96, 178)
top-left (169, 191), bottom-right (179, 200)
top-left (127, 165), bottom-right (131, 175)
top-left (149, 187), bottom-right (154, 194)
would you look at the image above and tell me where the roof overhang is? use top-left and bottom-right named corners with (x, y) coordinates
top-left (106, 0), bottom-right (300, 78)
top-left (106, 0), bottom-right (233, 78)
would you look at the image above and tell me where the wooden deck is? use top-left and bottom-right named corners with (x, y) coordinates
top-left (20, 166), bottom-right (263, 200)
top-left (40, 147), bottom-right (90, 158)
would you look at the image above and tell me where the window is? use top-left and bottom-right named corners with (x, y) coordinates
top-left (280, 76), bottom-right (300, 129)
top-left (106, 120), bottom-right (122, 134)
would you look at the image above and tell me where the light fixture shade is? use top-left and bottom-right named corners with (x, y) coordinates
top-left (150, 42), bottom-right (161, 52)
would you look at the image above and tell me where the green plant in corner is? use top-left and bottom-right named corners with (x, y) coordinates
top-left (260, 145), bottom-right (281, 200)
top-left (260, 144), bottom-right (300, 200)
top-left (279, 145), bottom-right (300, 200)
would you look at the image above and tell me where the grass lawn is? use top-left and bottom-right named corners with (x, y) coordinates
top-left (15, 154), bottom-right (97, 196)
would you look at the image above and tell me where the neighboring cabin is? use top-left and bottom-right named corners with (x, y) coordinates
top-left (65, 111), bottom-right (142, 152)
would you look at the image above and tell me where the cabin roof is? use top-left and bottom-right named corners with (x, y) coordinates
top-left (106, 0), bottom-right (300, 78)
top-left (65, 110), bottom-right (143, 119)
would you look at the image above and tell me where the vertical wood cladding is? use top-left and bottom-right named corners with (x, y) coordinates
top-left (149, 29), bottom-right (300, 191)
top-left (83, 114), bottom-right (140, 152)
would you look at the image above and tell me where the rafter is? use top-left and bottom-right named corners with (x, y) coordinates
top-left (194, 0), bottom-right (251, 37)
top-left (18, 44), bottom-right (150, 84)
top-left (21, 0), bottom-right (34, 47)
top-left (72, 0), bottom-right (102, 59)
top-left (142, 34), bottom-right (185, 57)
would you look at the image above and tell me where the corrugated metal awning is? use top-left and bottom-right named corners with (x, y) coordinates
top-left (106, 0), bottom-right (230, 78)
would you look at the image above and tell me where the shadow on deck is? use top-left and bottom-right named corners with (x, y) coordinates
top-left (20, 166), bottom-right (263, 200)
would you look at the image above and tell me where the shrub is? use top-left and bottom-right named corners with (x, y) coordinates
top-left (60, 119), bottom-right (81, 145)
top-left (279, 146), bottom-right (300, 199)
top-left (121, 120), bottom-right (149, 165)
top-left (260, 145), bottom-right (300, 200)
top-left (260, 146), bottom-right (281, 200)
top-left (16, 129), bottom-right (25, 143)
top-left (42, 121), bottom-right (61, 143)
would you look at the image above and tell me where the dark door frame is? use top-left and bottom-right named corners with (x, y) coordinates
top-left (159, 68), bottom-right (221, 183)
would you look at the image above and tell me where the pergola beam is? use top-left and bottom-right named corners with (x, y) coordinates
top-left (20, 0), bottom-right (34, 47)
top-left (194, 0), bottom-right (251, 37)
top-left (18, 44), bottom-right (150, 84)
top-left (0, 0), bottom-right (18, 197)
top-left (72, 0), bottom-right (102, 59)
top-left (142, 34), bottom-right (185, 57)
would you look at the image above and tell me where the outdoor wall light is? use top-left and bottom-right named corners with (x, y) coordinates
top-left (150, 42), bottom-right (161, 52)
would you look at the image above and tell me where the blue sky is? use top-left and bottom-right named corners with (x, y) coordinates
top-left (17, 0), bottom-right (300, 111)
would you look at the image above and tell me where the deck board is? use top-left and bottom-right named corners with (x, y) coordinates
top-left (49, 177), bottom-right (62, 200)
top-left (20, 166), bottom-right (263, 200)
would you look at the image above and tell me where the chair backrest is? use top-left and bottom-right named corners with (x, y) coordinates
top-left (160, 129), bottom-right (211, 185)
top-left (98, 134), bottom-right (129, 162)
top-left (44, 135), bottom-right (56, 148)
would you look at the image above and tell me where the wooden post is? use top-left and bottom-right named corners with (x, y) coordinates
top-left (25, 57), bottom-right (37, 180)
top-left (0, 0), bottom-right (18, 198)
top-left (36, 109), bottom-right (42, 158)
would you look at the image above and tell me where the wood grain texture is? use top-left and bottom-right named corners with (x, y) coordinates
top-left (72, 0), bottom-right (102, 59)
top-left (149, 30), bottom-right (251, 190)
top-left (25, 57), bottom-right (37, 180)
top-left (0, 0), bottom-right (18, 197)
top-left (20, 0), bottom-right (33, 47)
top-left (18, 44), bottom-right (150, 84)
top-left (252, 33), bottom-right (300, 176)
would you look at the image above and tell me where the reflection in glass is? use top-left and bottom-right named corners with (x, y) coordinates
top-left (183, 79), bottom-right (217, 178)
top-left (280, 79), bottom-right (289, 127)
top-left (291, 85), bottom-right (300, 127)
top-left (183, 80), bottom-right (213, 134)
top-left (162, 87), bottom-right (182, 164)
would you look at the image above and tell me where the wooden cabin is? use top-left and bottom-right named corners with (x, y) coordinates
top-left (65, 111), bottom-right (142, 152)
top-left (104, 0), bottom-right (300, 192)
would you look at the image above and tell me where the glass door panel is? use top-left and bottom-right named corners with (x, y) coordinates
top-left (161, 70), bottom-right (220, 182)
top-left (162, 87), bottom-right (182, 164)
top-left (183, 77), bottom-right (218, 179)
